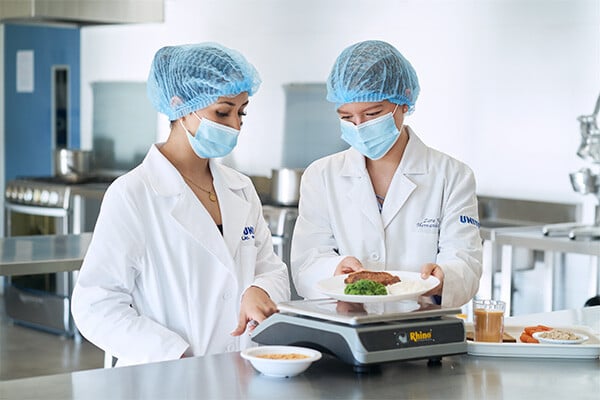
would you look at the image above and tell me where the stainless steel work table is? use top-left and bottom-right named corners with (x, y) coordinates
top-left (0, 307), bottom-right (597, 400)
top-left (495, 226), bottom-right (600, 314)
top-left (0, 233), bottom-right (91, 276)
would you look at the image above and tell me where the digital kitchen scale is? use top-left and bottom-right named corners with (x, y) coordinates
top-left (251, 298), bottom-right (467, 372)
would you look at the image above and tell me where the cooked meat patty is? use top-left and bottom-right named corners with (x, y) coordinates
top-left (344, 270), bottom-right (401, 286)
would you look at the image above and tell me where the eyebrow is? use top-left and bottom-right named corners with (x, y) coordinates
top-left (217, 100), bottom-right (250, 107)
top-left (337, 104), bottom-right (384, 114)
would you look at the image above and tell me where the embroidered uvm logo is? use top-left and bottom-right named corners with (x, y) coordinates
top-left (241, 226), bottom-right (255, 241)
top-left (459, 215), bottom-right (480, 228)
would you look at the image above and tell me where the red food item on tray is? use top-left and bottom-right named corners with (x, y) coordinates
top-left (520, 325), bottom-right (553, 343)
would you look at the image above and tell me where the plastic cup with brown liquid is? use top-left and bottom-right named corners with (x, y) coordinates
top-left (473, 299), bottom-right (506, 343)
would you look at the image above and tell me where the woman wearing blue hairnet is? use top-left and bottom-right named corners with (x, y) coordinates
top-left (291, 40), bottom-right (482, 307)
top-left (72, 43), bottom-right (290, 366)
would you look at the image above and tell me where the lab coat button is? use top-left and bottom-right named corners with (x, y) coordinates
top-left (370, 253), bottom-right (379, 261)
top-left (226, 344), bottom-right (235, 352)
top-left (223, 291), bottom-right (232, 300)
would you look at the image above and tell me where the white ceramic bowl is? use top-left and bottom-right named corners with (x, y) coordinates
top-left (532, 331), bottom-right (589, 344)
top-left (240, 346), bottom-right (322, 378)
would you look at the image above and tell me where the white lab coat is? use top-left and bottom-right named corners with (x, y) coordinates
top-left (71, 144), bottom-right (290, 367)
top-left (291, 127), bottom-right (482, 307)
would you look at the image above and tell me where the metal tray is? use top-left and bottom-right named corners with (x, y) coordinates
top-left (466, 324), bottom-right (600, 359)
top-left (277, 298), bottom-right (461, 326)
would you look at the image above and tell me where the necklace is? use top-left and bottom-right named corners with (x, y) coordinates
top-left (181, 174), bottom-right (217, 202)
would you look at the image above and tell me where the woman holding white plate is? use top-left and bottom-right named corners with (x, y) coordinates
top-left (291, 40), bottom-right (482, 307)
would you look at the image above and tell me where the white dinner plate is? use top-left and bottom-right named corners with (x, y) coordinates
top-left (532, 331), bottom-right (589, 345)
top-left (315, 271), bottom-right (439, 303)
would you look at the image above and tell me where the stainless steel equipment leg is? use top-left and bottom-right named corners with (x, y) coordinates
top-left (479, 240), bottom-right (494, 299)
top-left (70, 270), bottom-right (82, 342)
top-left (500, 245), bottom-right (513, 315)
top-left (554, 253), bottom-right (567, 310)
top-left (595, 255), bottom-right (600, 295)
top-left (543, 251), bottom-right (555, 312)
top-left (104, 352), bottom-right (113, 368)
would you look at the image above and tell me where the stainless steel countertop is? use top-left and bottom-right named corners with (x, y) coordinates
top-left (0, 233), bottom-right (91, 276)
top-left (0, 307), bottom-right (597, 399)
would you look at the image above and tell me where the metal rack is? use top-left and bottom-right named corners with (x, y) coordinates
top-left (494, 226), bottom-right (600, 315)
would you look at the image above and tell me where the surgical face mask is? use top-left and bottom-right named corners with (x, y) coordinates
top-left (180, 112), bottom-right (240, 158)
top-left (339, 105), bottom-right (400, 160)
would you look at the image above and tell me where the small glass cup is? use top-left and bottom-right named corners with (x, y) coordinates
top-left (473, 299), bottom-right (506, 343)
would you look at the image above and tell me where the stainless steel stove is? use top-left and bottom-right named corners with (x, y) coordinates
top-left (251, 298), bottom-right (466, 373)
top-left (3, 175), bottom-right (114, 336)
top-left (5, 178), bottom-right (71, 209)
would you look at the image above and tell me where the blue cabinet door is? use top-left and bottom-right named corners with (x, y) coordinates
top-left (4, 23), bottom-right (80, 180)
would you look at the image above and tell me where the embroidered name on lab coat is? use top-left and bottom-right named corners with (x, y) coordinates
top-left (416, 218), bottom-right (440, 229)
top-left (241, 226), bottom-right (255, 241)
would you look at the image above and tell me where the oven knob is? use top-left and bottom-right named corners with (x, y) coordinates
top-left (10, 188), bottom-right (18, 200)
top-left (4, 187), bottom-right (9, 199)
top-left (40, 190), bottom-right (50, 204)
top-left (24, 188), bottom-right (33, 202)
top-left (17, 188), bottom-right (24, 201)
top-left (48, 191), bottom-right (59, 205)
top-left (33, 189), bottom-right (41, 203)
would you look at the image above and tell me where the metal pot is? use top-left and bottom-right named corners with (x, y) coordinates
top-left (270, 168), bottom-right (304, 206)
top-left (54, 148), bottom-right (94, 183)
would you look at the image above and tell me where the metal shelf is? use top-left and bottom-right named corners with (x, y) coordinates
top-left (494, 226), bottom-right (600, 256)
top-left (492, 226), bottom-right (599, 315)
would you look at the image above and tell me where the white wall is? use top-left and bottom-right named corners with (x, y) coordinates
top-left (80, 0), bottom-right (600, 216)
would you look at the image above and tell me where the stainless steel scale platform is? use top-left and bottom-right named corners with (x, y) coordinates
top-left (251, 298), bottom-right (467, 373)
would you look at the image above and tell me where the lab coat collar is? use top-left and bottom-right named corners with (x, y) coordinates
top-left (340, 149), bottom-right (382, 232)
top-left (381, 127), bottom-right (427, 227)
top-left (340, 147), bottom-right (367, 178)
top-left (210, 161), bottom-right (252, 259)
top-left (143, 143), bottom-right (185, 197)
top-left (142, 144), bottom-right (249, 196)
top-left (339, 127), bottom-right (429, 230)
top-left (398, 127), bottom-right (429, 175)
top-left (141, 144), bottom-right (251, 274)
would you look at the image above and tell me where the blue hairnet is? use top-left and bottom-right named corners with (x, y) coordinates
top-left (326, 40), bottom-right (420, 113)
top-left (147, 43), bottom-right (261, 120)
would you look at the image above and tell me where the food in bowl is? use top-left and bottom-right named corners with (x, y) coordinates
top-left (531, 329), bottom-right (589, 344)
top-left (256, 353), bottom-right (310, 360)
top-left (536, 329), bottom-right (582, 341)
top-left (241, 346), bottom-right (322, 378)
